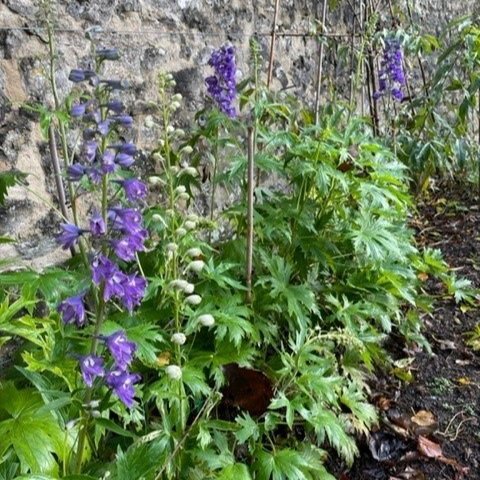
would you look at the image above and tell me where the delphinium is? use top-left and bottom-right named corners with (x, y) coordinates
top-left (55, 47), bottom-right (147, 470)
top-left (205, 44), bottom-right (237, 118)
top-left (374, 37), bottom-right (406, 101)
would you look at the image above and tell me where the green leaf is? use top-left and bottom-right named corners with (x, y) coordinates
top-left (234, 414), bottom-right (260, 444)
top-left (0, 171), bottom-right (26, 205)
top-left (95, 418), bottom-right (138, 439)
top-left (0, 383), bottom-right (71, 475)
top-left (217, 463), bottom-right (252, 480)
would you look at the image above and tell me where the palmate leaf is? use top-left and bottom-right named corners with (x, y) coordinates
top-left (0, 383), bottom-right (72, 476)
top-left (217, 463), bottom-right (252, 480)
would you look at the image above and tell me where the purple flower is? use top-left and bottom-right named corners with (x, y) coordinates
top-left (85, 110), bottom-right (102, 124)
top-left (98, 119), bottom-right (113, 136)
top-left (68, 69), bottom-right (96, 83)
top-left (375, 37), bottom-right (406, 102)
top-left (89, 212), bottom-right (106, 236)
top-left (71, 103), bottom-right (87, 118)
top-left (87, 167), bottom-right (103, 184)
top-left (105, 330), bottom-right (136, 370)
top-left (82, 140), bottom-right (98, 163)
top-left (91, 255), bottom-right (126, 301)
top-left (101, 150), bottom-right (116, 173)
top-left (105, 368), bottom-right (140, 407)
top-left (57, 223), bottom-right (83, 249)
top-left (113, 115), bottom-right (133, 128)
top-left (67, 163), bottom-right (86, 181)
top-left (112, 230), bottom-right (146, 261)
top-left (108, 142), bottom-right (137, 156)
top-left (80, 355), bottom-right (105, 387)
top-left (205, 44), bottom-right (237, 118)
top-left (96, 48), bottom-right (120, 61)
top-left (58, 294), bottom-right (86, 326)
top-left (115, 153), bottom-right (134, 167)
top-left (121, 273), bottom-right (147, 312)
top-left (120, 179), bottom-right (148, 201)
top-left (106, 100), bottom-right (124, 113)
top-left (108, 207), bottom-right (143, 234)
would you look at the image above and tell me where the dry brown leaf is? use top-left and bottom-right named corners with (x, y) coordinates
top-left (417, 435), bottom-right (442, 458)
top-left (456, 377), bottom-right (472, 385)
top-left (411, 410), bottom-right (436, 427)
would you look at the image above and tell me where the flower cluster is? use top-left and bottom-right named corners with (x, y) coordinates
top-left (205, 44), bottom-right (237, 118)
top-left (80, 331), bottom-right (140, 407)
top-left (56, 47), bottom-right (146, 408)
top-left (374, 38), bottom-right (406, 102)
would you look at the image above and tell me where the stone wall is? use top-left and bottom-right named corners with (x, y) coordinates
top-left (0, 0), bottom-right (477, 269)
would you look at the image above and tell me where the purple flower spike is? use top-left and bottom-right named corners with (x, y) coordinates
top-left (71, 103), bottom-right (87, 118)
top-left (205, 44), bottom-right (237, 117)
top-left (121, 179), bottom-right (148, 201)
top-left (67, 163), bottom-right (86, 181)
top-left (106, 368), bottom-right (141, 407)
top-left (105, 330), bottom-right (137, 370)
top-left (57, 223), bottom-right (83, 249)
top-left (87, 167), bottom-right (103, 184)
top-left (58, 294), bottom-right (86, 326)
top-left (374, 37), bottom-right (406, 102)
top-left (80, 355), bottom-right (105, 387)
top-left (108, 207), bottom-right (143, 234)
top-left (96, 48), bottom-right (120, 61)
top-left (107, 100), bottom-right (124, 113)
top-left (89, 211), bottom-right (106, 236)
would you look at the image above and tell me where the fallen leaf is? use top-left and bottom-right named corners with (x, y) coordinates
top-left (417, 435), bottom-right (442, 458)
top-left (411, 410), bottom-right (436, 427)
top-left (156, 351), bottom-right (171, 367)
top-left (376, 396), bottom-right (393, 411)
top-left (369, 431), bottom-right (407, 462)
top-left (417, 272), bottom-right (429, 282)
top-left (456, 377), bottom-right (472, 385)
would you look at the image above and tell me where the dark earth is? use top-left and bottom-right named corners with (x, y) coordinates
top-left (335, 184), bottom-right (480, 480)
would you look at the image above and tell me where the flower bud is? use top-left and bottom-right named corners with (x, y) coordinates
top-left (170, 279), bottom-right (189, 291)
top-left (148, 176), bottom-right (163, 185)
top-left (91, 410), bottom-right (102, 418)
top-left (172, 93), bottom-right (183, 102)
top-left (183, 282), bottom-right (195, 294)
top-left (152, 152), bottom-right (164, 162)
top-left (144, 116), bottom-right (156, 128)
top-left (175, 185), bottom-right (187, 195)
top-left (181, 145), bottom-right (193, 155)
top-left (186, 247), bottom-right (202, 258)
top-left (184, 220), bottom-right (196, 231)
top-left (185, 294), bottom-right (202, 305)
top-left (178, 192), bottom-right (190, 201)
top-left (170, 101), bottom-right (181, 111)
top-left (166, 242), bottom-right (178, 253)
top-left (166, 364), bottom-right (182, 380)
top-left (174, 129), bottom-right (185, 138)
top-left (181, 166), bottom-right (198, 177)
top-left (187, 260), bottom-right (205, 273)
top-left (171, 332), bottom-right (186, 345)
top-left (166, 125), bottom-right (175, 134)
top-left (175, 227), bottom-right (187, 237)
top-left (170, 166), bottom-right (180, 175)
top-left (186, 213), bottom-right (199, 222)
top-left (198, 314), bottom-right (215, 327)
top-left (151, 213), bottom-right (164, 223)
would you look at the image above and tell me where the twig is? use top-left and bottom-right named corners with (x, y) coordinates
top-left (246, 126), bottom-right (255, 304)
top-left (314, 0), bottom-right (329, 124)
top-left (267, 0), bottom-right (281, 88)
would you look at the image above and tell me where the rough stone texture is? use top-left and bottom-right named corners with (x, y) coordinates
top-left (0, 0), bottom-right (477, 270)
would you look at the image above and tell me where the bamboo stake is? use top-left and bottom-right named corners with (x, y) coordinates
top-left (48, 124), bottom-right (75, 256)
top-left (360, 0), bottom-right (365, 116)
top-left (246, 127), bottom-right (255, 304)
top-left (267, 0), bottom-right (281, 88)
top-left (365, 0), bottom-right (379, 134)
top-left (348, 2), bottom-right (357, 109)
top-left (314, 0), bottom-right (329, 124)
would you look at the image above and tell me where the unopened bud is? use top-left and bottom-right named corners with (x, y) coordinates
top-left (178, 192), bottom-right (190, 201)
top-left (183, 282), bottom-right (195, 294)
top-left (166, 125), bottom-right (175, 134)
top-left (171, 332), bottom-right (187, 345)
top-left (148, 176), bottom-right (163, 185)
top-left (181, 145), bottom-right (194, 155)
top-left (175, 185), bottom-right (187, 194)
top-left (186, 213), bottom-right (199, 222)
top-left (198, 314), bottom-right (215, 327)
top-left (144, 115), bottom-right (155, 128)
top-left (187, 260), bottom-right (205, 272)
top-left (172, 93), bottom-right (183, 102)
top-left (166, 364), bottom-right (182, 380)
top-left (185, 294), bottom-right (202, 305)
top-left (175, 227), bottom-right (187, 237)
top-left (186, 247), bottom-right (202, 258)
top-left (166, 242), bottom-right (178, 253)
top-left (181, 166), bottom-right (198, 177)
top-left (170, 279), bottom-right (189, 290)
